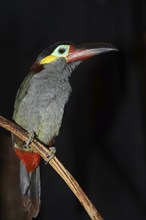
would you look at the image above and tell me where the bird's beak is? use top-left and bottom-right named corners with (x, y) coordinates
top-left (66, 42), bottom-right (118, 62)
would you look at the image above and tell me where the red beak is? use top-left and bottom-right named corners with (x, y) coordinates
top-left (66, 42), bottom-right (118, 62)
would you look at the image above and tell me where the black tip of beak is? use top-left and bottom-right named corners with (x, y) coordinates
top-left (75, 42), bottom-right (118, 53)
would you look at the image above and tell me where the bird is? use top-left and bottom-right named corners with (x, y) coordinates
top-left (12, 41), bottom-right (117, 219)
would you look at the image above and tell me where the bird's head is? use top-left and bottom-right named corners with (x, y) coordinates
top-left (30, 41), bottom-right (118, 74)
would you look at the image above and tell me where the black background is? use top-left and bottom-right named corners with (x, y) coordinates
top-left (0, 0), bottom-right (146, 220)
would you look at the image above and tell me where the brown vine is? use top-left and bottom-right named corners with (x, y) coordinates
top-left (0, 115), bottom-right (103, 220)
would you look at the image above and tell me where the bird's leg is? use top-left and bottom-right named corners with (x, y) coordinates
top-left (45, 147), bottom-right (56, 163)
top-left (23, 130), bottom-right (35, 149)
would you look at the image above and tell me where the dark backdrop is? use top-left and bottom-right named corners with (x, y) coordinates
top-left (0, 1), bottom-right (146, 220)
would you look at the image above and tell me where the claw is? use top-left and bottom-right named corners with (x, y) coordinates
top-left (23, 130), bottom-right (35, 149)
top-left (45, 147), bottom-right (56, 163)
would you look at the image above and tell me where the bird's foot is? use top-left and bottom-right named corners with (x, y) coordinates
top-left (45, 147), bottom-right (56, 163)
top-left (23, 130), bottom-right (35, 149)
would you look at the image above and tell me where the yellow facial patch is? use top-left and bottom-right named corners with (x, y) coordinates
top-left (39, 55), bottom-right (57, 65)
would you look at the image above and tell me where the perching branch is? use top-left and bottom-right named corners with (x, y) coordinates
top-left (0, 116), bottom-right (103, 220)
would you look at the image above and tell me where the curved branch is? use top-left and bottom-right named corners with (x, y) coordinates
top-left (0, 116), bottom-right (103, 220)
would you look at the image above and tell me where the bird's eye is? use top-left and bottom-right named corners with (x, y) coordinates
top-left (58, 48), bottom-right (66, 54)
top-left (52, 45), bottom-right (69, 57)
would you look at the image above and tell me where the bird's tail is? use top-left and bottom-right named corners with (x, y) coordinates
top-left (20, 161), bottom-right (41, 220)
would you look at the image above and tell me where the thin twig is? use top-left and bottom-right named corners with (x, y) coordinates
top-left (0, 115), bottom-right (103, 220)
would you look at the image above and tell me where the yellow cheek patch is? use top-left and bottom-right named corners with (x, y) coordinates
top-left (39, 55), bottom-right (57, 64)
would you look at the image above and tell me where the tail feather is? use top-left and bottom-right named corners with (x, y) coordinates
top-left (20, 161), bottom-right (41, 219)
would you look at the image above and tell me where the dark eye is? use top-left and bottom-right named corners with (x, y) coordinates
top-left (58, 48), bottom-right (66, 54)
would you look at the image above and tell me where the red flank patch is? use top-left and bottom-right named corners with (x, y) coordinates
top-left (15, 149), bottom-right (41, 172)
